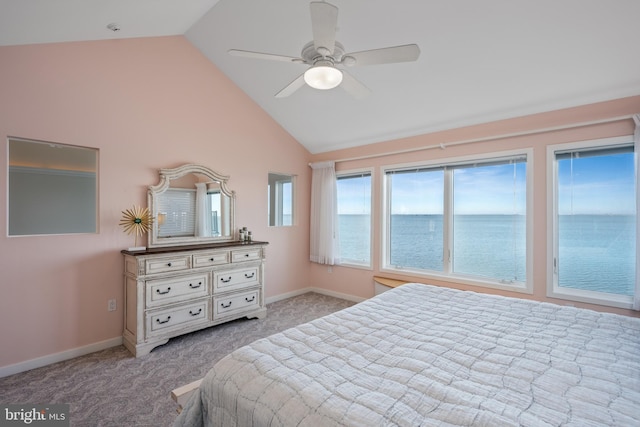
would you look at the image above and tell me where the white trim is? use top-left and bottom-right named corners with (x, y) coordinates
top-left (331, 115), bottom-right (635, 162)
top-left (0, 337), bottom-right (122, 378)
top-left (546, 135), bottom-right (635, 309)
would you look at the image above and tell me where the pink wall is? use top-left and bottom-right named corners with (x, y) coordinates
top-left (309, 96), bottom-right (640, 318)
top-left (0, 36), bottom-right (312, 369)
top-left (1, 34), bottom-right (638, 373)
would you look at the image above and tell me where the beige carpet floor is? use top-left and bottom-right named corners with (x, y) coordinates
top-left (0, 292), bottom-right (355, 427)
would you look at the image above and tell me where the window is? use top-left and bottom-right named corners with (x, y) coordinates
top-left (383, 150), bottom-right (531, 291)
top-left (337, 170), bottom-right (372, 267)
top-left (548, 136), bottom-right (635, 308)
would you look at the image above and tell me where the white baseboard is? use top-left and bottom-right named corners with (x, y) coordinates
top-left (266, 287), bottom-right (366, 305)
top-left (0, 336), bottom-right (123, 378)
top-left (265, 288), bottom-right (311, 304)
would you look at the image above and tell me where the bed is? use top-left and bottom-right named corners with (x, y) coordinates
top-left (174, 283), bottom-right (640, 426)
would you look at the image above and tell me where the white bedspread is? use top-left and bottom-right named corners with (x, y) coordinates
top-left (175, 283), bottom-right (640, 426)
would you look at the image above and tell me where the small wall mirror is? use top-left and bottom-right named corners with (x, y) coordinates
top-left (148, 164), bottom-right (235, 247)
top-left (268, 172), bottom-right (295, 227)
top-left (8, 137), bottom-right (98, 236)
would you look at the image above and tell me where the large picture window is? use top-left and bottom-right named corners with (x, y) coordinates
top-left (548, 136), bottom-right (635, 308)
top-left (337, 170), bottom-right (372, 267)
top-left (383, 150), bottom-right (531, 291)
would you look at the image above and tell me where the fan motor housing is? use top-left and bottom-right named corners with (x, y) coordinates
top-left (301, 41), bottom-right (346, 65)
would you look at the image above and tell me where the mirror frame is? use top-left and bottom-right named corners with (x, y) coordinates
top-left (148, 164), bottom-right (236, 247)
top-left (268, 172), bottom-right (295, 227)
top-left (8, 137), bottom-right (98, 236)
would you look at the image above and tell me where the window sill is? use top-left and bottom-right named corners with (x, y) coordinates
top-left (380, 266), bottom-right (532, 294)
top-left (548, 286), bottom-right (633, 310)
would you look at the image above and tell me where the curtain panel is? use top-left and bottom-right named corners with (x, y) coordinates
top-left (309, 161), bottom-right (339, 265)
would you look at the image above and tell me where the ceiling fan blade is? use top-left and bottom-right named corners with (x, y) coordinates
top-left (310, 1), bottom-right (338, 55)
top-left (275, 73), bottom-right (306, 98)
top-left (342, 44), bottom-right (420, 67)
top-left (340, 70), bottom-right (371, 99)
top-left (228, 49), bottom-right (303, 63)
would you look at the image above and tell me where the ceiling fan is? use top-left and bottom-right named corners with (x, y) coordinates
top-left (228, 1), bottom-right (420, 98)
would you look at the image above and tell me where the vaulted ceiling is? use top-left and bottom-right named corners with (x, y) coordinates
top-left (2, 0), bottom-right (639, 153)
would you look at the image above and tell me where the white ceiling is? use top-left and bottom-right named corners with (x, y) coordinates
top-left (2, 1), bottom-right (640, 154)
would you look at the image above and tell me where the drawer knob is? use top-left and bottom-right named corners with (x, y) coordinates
top-left (167, 262), bottom-right (172, 267)
top-left (220, 301), bottom-right (232, 308)
top-left (156, 316), bottom-right (171, 324)
top-left (244, 253), bottom-right (250, 257)
top-left (156, 287), bottom-right (171, 295)
top-left (244, 272), bottom-right (255, 279)
top-left (220, 277), bottom-right (232, 283)
top-left (209, 258), bottom-right (215, 261)
top-left (189, 308), bottom-right (202, 316)
top-left (189, 282), bottom-right (202, 289)
top-left (245, 296), bottom-right (255, 303)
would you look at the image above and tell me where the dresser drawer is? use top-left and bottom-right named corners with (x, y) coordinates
top-left (146, 274), bottom-right (208, 308)
top-left (192, 250), bottom-right (230, 268)
top-left (213, 265), bottom-right (260, 293)
top-left (231, 248), bottom-right (262, 263)
top-left (145, 255), bottom-right (191, 275)
top-left (213, 289), bottom-right (260, 318)
top-left (146, 299), bottom-right (209, 337)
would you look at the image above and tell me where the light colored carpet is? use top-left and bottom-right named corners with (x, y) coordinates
top-left (0, 292), bottom-right (355, 427)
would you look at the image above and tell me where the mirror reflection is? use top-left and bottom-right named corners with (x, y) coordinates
top-left (268, 173), bottom-right (295, 227)
top-left (149, 164), bottom-right (235, 247)
top-left (8, 137), bottom-right (98, 236)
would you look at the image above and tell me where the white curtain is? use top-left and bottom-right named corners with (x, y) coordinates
top-left (634, 114), bottom-right (640, 310)
top-left (309, 161), bottom-right (340, 265)
top-left (195, 183), bottom-right (212, 237)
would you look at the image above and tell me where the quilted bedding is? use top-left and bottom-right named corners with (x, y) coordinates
top-left (175, 283), bottom-right (640, 426)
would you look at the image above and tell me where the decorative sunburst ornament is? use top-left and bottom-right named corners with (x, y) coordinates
top-left (119, 205), bottom-right (153, 251)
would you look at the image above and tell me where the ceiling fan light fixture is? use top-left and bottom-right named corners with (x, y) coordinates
top-left (304, 65), bottom-right (343, 90)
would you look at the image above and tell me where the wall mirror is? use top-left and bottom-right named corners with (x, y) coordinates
top-left (268, 172), bottom-right (295, 227)
top-left (148, 164), bottom-right (235, 247)
top-left (8, 137), bottom-right (98, 236)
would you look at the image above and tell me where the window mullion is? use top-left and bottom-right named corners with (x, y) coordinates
top-left (443, 168), bottom-right (453, 273)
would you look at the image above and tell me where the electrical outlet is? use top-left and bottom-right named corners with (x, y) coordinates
top-left (108, 299), bottom-right (117, 312)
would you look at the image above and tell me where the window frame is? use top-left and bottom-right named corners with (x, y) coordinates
top-left (546, 135), bottom-right (635, 309)
top-left (381, 148), bottom-right (534, 293)
top-left (336, 168), bottom-right (374, 269)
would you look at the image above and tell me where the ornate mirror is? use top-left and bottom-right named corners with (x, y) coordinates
top-left (148, 164), bottom-right (235, 247)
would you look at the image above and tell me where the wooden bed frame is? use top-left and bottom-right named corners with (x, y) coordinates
top-left (171, 379), bottom-right (202, 414)
top-left (171, 276), bottom-right (409, 413)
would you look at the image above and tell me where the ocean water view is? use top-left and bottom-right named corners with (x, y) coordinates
top-left (339, 214), bottom-right (635, 296)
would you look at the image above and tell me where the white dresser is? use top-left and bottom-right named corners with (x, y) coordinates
top-left (122, 241), bottom-right (267, 357)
